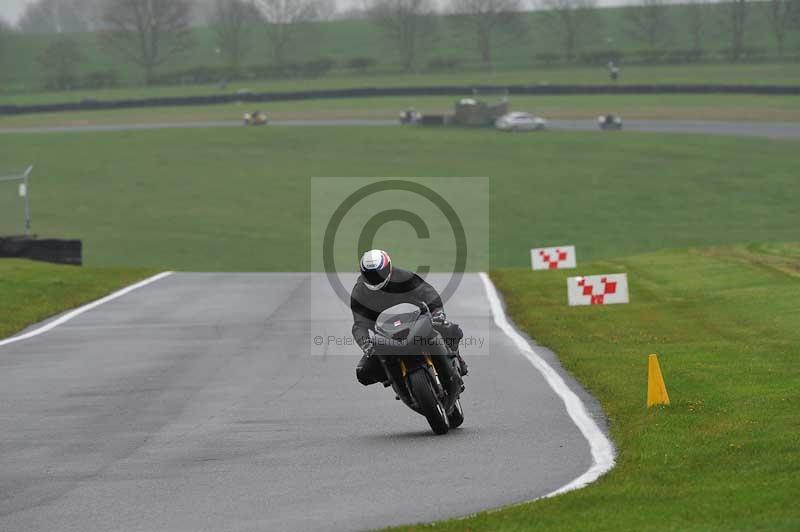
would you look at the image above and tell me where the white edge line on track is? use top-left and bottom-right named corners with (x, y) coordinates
top-left (479, 272), bottom-right (615, 499)
top-left (0, 271), bottom-right (175, 348)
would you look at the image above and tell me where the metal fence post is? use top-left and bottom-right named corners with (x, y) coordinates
top-left (23, 166), bottom-right (33, 236)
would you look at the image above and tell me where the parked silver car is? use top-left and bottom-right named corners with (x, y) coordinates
top-left (495, 112), bottom-right (547, 132)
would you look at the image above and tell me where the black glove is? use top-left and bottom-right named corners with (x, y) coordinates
top-left (431, 309), bottom-right (447, 327)
top-left (361, 340), bottom-right (376, 358)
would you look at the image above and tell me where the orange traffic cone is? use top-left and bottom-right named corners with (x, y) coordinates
top-left (647, 354), bottom-right (670, 407)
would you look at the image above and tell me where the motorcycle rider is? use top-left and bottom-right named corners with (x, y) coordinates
top-left (351, 249), bottom-right (468, 386)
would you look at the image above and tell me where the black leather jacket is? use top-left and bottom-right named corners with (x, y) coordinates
top-left (350, 267), bottom-right (443, 349)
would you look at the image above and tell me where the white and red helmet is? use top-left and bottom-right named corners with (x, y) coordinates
top-left (359, 249), bottom-right (392, 291)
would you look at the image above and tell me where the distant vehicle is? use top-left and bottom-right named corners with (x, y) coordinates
top-left (495, 112), bottom-right (547, 132)
top-left (598, 114), bottom-right (623, 130)
top-left (243, 111), bottom-right (268, 126)
top-left (399, 108), bottom-right (422, 125)
top-left (454, 95), bottom-right (508, 127)
top-left (608, 60), bottom-right (620, 82)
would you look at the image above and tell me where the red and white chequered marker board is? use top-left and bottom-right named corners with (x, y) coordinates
top-left (530, 245), bottom-right (577, 270)
top-left (567, 274), bottom-right (629, 306)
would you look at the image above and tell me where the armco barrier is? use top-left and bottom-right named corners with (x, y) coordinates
top-left (0, 236), bottom-right (82, 266)
top-left (1, 84), bottom-right (798, 116)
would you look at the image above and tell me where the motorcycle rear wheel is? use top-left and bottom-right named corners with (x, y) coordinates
top-left (409, 370), bottom-right (449, 435)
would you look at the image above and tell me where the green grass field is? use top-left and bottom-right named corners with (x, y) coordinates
top-left (1, 93), bottom-right (799, 127)
top-left (0, 127), bottom-right (797, 270)
top-left (385, 243), bottom-right (800, 531)
top-left (0, 259), bottom-right (155, 339)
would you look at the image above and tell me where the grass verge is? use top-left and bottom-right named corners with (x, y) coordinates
top-left (0, 259), bottom-right (157, 339)
top-left (388, 243), bottom-right (800, 531)
top-left (1, 127), bottom-right (799, 270)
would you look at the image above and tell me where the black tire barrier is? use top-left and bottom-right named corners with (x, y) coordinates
top-left (420, 114), bottom-right (447, 126)
top-left (0, 236), bottom-right (82, 266)
top-left (2, 84), bottom-right (798, 116)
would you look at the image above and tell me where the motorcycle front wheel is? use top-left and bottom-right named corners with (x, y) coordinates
top-left (448, 398), bottom-right (464, 428)
top-left (408, 370), bottom-right (449, 435)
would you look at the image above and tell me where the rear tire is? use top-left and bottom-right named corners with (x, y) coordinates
top-left (408, 370), bottom-right (449, 435)
top-left (447, 398), bottom-right (464, 428)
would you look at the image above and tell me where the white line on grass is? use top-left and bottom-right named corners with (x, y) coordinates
top-left (479, 272), bottom-right (615, 498)
top-left (0, 271), bottom-right (175, 348)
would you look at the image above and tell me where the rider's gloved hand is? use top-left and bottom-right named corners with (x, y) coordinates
top-left (361, 340), bottom-right (376, 358)
top-left (431, 309), bottom-right (447, 327)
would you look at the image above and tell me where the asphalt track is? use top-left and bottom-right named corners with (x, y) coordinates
top-left (549, 119), bottom-right (800, 139)
top-left (0, 273), bottom-right (609, 532)
top-left (1, 119), bottom-right (799, 138)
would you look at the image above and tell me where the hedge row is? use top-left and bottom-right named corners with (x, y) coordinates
top-left (58, 47), bottom-right (795, 90)
top-left (150, 59), bottom-right (339, 85)
top-left (565, 47), bottom-right (788, 66)
top-left (43, 70), bottom-right (119, 91)
top-left (148, 57), bottom-right (466, 86)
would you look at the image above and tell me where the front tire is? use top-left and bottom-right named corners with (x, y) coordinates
top-left (448, 398), bottom-right (464, 428)
top-left (408, 370), bottom-right (449, 435)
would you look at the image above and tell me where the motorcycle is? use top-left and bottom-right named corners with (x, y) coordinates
top-left (372, 302), bottom-right (465, 435)
top-left (399, 109), bottom-right (422, 125)
top-left (243, 111), bottom-right (268, 126)
top-left (598, 114), bottom-right (623, 130)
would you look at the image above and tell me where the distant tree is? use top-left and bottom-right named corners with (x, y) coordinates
top-left (450, 0), bottom-right (526, 69)
top-left (624, 0), bottom-right (671, 50)
top-left (719, 0), bottom-right (750, 62)
top-left (210, 0), bottom-right (259, 73)
top-left (685, 0), bottom-right (709, 52)
top-left (38, 36), bottom-right (85, 89)
top-left (190, 0), bottom-right (217, 25)
top-left (74, 0), bottom-right (108, 31)
top-left (18, 0), bottom-right (104, 34)
top-left (368, 0), bottom-right (437, 72)
top-left (765, 0), bottom-right (797, 57)
top-left (255, 0), bottom-right (321, 69)
top-left (539, 0), bottom-right (599, 62)
top-left (19, 0), bottom-right (63, 33)
top-left (316, 0), bottom-right (339, 21)
top-left (69, 0), bottom-right (108, 31)
top-left (0, 19), bottom-right (11, 76)
top-left (100, 0), bottom-right (194, 84)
